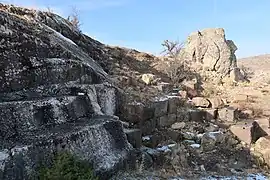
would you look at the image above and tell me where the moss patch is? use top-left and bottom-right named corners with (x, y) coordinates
top-left (39, 151), bottom-right (98, 180)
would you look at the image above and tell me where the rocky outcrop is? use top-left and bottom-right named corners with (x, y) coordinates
top-left (0, 3), bottom-right (134, 179)
top-left (181, 28), bottom-right (241, 79)
top-left (252, 136), bottom-right (270, 168)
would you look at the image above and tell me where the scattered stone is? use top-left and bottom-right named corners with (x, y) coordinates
top-left (177, 107), bottom-right (190, 122)
top-left (156, 82), bottom-right (173, 93)
top-left (167, 96), bottom-right (180, 114)
top-left (253, 136), bottom-right (270, 167)
top-left (183, 132), bottom-right (196, 140)
top-left (151, 98), bottom-right (168, 117)
top-left (192, 97), bottom-right (210, 108)
top-left (188, 109), bottom-right (207, 122)
top-left (141, 118), bottom-right (157, 135)
top-left (240, 109), bottom-right (253, 118)
top-left (208, 97), bottom-right (224, 109)
top-left (123, 103), bottom-right (154, 123)
top-left (201, 131), bottom-right (225, 151)
top-left (218, 107), bottom-right (237, 122)
top-left (178, 90), bottom-right (187, 99)
top-left (157, 114), bottom-right (177, 128)
top-left (190, 143), bottom-right (201, 149)
top-left (167, 129), bottom-right (182, 142)
top-left (141, 73), bottom-right (156, 85)
top-left (124, 128), bottom-right (142, 148)
top-left (204, 108), bottom-right (218, 121)
top-left (171, 122), bottom-right (186, 130)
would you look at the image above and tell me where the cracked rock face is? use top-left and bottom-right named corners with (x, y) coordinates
top-left (0, 3), bottom-right (134, 179)
top-left (181, 28), bottom-right (238, 77)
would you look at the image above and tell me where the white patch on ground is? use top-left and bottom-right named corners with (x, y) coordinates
top-left (208, 131), bottom-right (222, 140)
top-left (190, 143), bottom-right (201, 148)
top-left (197, 133), bottom-right (205, 138)
top-left (167, 95), bottom-right (179, 99)
top-left (167, 144), bottom-right (176, 148)
top-left (129, 102), bottom-right (144, 106)
top-left (156, 146), bottom-right (171, 153)
top-left (183, 140), bottom-right (196, 144)
top-left (0, 150), bottom-right (9, 171)
top-left (11, 145), bottom-right (30, 156)
top-left (154, 96), bottom-right (169, 102)
top-left (142, 136), bottom-right (151, 141)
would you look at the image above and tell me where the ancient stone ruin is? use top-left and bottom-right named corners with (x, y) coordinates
top-left (0, 4), bottom-right (135, 180)
top-left (0, 3), bottom-right (269, 180)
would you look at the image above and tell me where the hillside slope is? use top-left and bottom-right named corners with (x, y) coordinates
top-left (238, 54), bottom-right (270, 84)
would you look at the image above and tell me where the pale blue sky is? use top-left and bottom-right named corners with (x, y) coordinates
top-left (2, 0), bottom-right (270, 58)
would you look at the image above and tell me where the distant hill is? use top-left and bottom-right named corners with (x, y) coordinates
top-left (238, 54), bottom-right (270, 71)
top-left (238, 54), bottom-right (270, 83)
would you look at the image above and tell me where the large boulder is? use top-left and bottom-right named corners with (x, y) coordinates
top-left (181, 28), bottom-right (243, 79)
top-left (252, 136), bottom-right (270, 168)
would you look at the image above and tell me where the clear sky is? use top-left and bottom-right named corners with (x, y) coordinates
top-left (2, 0), bottom-right (270, 58)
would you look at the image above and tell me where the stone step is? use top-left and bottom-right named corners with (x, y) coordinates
top-left (0, 95), bottom-right (93, 142)
top-left (0, 83), bottom-right (118, 116)
top-left (0, 117), bottom-right (134, 180)
top-left (124, 128), bottom-right (142, 148)
top-left (230, 118), bottom-right (270, 145)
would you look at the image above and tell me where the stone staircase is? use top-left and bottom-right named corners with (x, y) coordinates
top-left (0, 5), bottom-right (139, 179)
top-left (0, 83), bottom-right (135, 180)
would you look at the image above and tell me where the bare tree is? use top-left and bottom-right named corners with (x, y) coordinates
top-left (46, 7), bottom-right (54, 14)
top-left (67, 7), bottom-right (81, 31)
top-left (161, 40), bottom-right (191, 84)
top-left (161, 39), bottom-right (183, 58)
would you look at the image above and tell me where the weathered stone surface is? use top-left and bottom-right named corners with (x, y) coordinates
top-left (177, 107), bottom-right (190, 121)
top-left (208, 97), bottom-right (224, 109)
top-left (192, 97), bottom-right (210, 108)
top-left (201, 131), bottom-right (225, 151)
top-left (0, 4), bottom-right (135, 179)
top-left (141, 74), bottom-right (155, 85)
top-left (230, 119), bottom-right (270, 145)
top-left (167, 129), bottom-right (182, 142)
top-left (178, 90), bottom-right (187, 98)
top-left (122, 103), bottom-right (154, 123)
top-left (124, 128), bottom-right (142, 148)
top-left (156, 82), bottom-right (173, 93)
top-left (157, 114), bottom-right (177, 128)
top-left (204, 108), bottom-right (218, 121)
top-left (141, 118), bottom-right (157, 135)
top-left (181, 28), bottom-right (239, 78)
top-left (188, 109), bottom-right (207, 122)
top-left (230, 67), bottom-right (246, 82)
top-left (151, 98), bottom-right (168, 117)
top-left (0, 117), bottom-right (134, 180)
top-left (167, 96), bottom-right (180, 114)
top-left (171, 122), bottom-right (186, 130)
top-left (218, 107), bottom-right (237, 122)
top-left (252, 136), bottom-right (270, 167)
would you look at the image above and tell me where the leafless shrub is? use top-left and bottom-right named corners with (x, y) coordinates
top-left (46, 7), bottom-right (54, 14)
top-left (67, 7), bottom-right (81, 31)
top-left (240, 65), bottom-right (254, 79)
top-left (161, 40), bottom-right (183, 58)
top-left (161, 40), bottom-right (192, 85)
